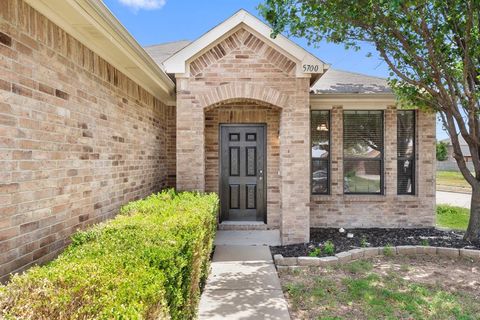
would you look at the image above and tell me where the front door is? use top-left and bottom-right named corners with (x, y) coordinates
top-left (220, 124), bottom-right (266, 222)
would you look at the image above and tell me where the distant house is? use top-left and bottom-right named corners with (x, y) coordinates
top-left (437, 135), bottom-right (474, 171)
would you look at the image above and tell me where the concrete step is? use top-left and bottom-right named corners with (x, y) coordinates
top-left (218, 221), bottom-right (269, 231)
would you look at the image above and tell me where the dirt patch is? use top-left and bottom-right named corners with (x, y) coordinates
top-left (279, 255), bottom-right (480, 320)
top-left (271, 228), bottom-right (480, 257)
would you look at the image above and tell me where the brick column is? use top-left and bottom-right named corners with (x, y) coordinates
top-left (385, 106), bottom-right (397, 196)
top-left (280, 77), bottom-right (311, 244)
top-left (417, 111), bottom-right (436, 200)
top-left (331, 106), bottom-right (343, 196)
top-left (176, 78), bottom-right (205, 191)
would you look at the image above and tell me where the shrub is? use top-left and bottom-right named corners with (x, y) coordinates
top-left (360, 236), bottom-right (368, 248)
top-left (383, 243), bottom-right (394, 256)
top-left (436, 141), bottom-right (448, 161)
top-left (323, 240), bottom-right (335, 256)
top-left (0, 190), bottom-right (219, 320)
top-left (308, 247), bottom-right (322, 257)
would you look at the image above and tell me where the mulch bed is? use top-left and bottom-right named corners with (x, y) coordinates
top-left (271, 228), bottom-right (480, 257)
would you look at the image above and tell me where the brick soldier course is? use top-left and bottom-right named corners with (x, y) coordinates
top-left (0, 2), bottom-right (436, 281)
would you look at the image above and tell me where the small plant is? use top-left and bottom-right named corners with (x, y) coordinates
top-left (308, 247), bottom-right (322, 257)
top-left (383, 243), bottom-right (394, 256)
top-left (420, 239), bottom-right (429, 246)
top-left (360, 236), bottom-right (368, 248)
top-left (400, 264), bottom-right (410, 272)
top-left (436, 141), bottom-right (448, 161)
top-left (343, 260), bottom-right (373, 274)
top-left (323, 240), bottom-right (335, 256)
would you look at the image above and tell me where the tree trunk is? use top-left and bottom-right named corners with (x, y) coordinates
top-left (464, 184), bottom-right (480, 242)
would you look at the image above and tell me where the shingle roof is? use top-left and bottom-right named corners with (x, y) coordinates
top-left (440, 135), bottom-right (471, 156)
top-left (145, 41), bottom-right (391, 95)
top-left (311, 68), bottom-right (392, 94)
top-left (144, 40), bottom-right (191, 70)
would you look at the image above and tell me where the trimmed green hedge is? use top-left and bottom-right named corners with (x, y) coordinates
top-left (0, 190), bottom-right (218, 319)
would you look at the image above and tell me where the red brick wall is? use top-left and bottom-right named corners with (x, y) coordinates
top-left (0, 0), bottom-right (175, 282)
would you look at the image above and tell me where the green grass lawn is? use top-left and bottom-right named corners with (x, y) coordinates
top-left (436, 205), bottom-right (470, 231)
top-left (436, 171), bottom-right (471, 189)
top-left (281, 258), bottom-right (480, 320)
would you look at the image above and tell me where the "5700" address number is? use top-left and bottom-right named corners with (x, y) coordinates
top-left (302, 64), bottom-right (320, 73)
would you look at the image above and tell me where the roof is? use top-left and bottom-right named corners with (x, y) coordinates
top-left (311, 69), bottom-right (392, 94)
top-left (440, 135), bottom-right (471, 156)
top-left (162, 9), bottom-right (329, 80)
top-left (25, 0), bottom-right (175, 103)
top-left (144, 41), bottom-right (191, 70)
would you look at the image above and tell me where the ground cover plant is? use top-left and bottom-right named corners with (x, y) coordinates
top-left (279, 255), bottom-right (480, 319)
top-left (0, 190), bottom-right (219, 320)
top-left (437, 205), bottom-right (470, 231)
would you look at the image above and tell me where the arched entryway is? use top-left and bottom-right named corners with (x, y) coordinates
top-left (204, 99), bottom-right (281, 229)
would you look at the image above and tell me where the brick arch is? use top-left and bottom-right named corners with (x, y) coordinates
top-left (200, 83), bottom-right (289, 110)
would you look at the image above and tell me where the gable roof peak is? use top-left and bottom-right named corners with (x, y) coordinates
top-left (163, 9), bottom-right (328, 80)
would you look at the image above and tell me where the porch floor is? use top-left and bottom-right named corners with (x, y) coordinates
top-left (198, 231), bottom-right (290, 319)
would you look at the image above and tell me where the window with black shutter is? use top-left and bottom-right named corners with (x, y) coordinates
top-left (311, 111), bottom-right (330, 194)
top-left (397, 110), bottom-right (416, 195)
top-left (343, 110), bottom-right (384, 194)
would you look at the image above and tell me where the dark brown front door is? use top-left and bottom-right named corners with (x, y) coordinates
top-left (220, 124), bottom-right (266, 222)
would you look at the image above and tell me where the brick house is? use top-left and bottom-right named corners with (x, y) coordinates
top-left (0, 0), bottom-right (436, 281)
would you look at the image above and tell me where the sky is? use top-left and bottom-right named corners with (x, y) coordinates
top-left (103, 0), bottom-right (447, 140)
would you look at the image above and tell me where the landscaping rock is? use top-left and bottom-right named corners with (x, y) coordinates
top-left (273, 254), bottom-right (284, 265)
top-left (363, 247), bottom-right (380, 258)
top-left (460, 249), bottom-right (480, 260)
top-left (396, 245), bottom-right (417, 255)
top-left (318, 256), bottom-right (339, 266)
top-left (281, 257), bottom-right (298, 266)
top-left (298, 257), bottom-right (320, 266)
top-left (348, 248), bottom-right (365, 260)
top-left (335, 251), bottom-right (352, 263)
top-left (437, 247), bottom-right (460, 258)
top-left (416, 246), bottom-right (437, 255)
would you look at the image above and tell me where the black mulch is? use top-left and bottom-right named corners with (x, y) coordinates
top-left (270, 228), bottom-right (480, 257)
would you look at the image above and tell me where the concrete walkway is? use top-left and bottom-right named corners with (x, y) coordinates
top-left (198, 230), bottom-right (290, 320)
top-left (436, 191), bottom-right (471, 209)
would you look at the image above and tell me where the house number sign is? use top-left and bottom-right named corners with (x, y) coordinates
top-left (302, 64), bottom-right (320, 73)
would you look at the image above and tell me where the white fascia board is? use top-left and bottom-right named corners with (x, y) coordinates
top-left (25, 0), bottom-right (175, 103)
top-left (163, 9), bottom-right (329, 76)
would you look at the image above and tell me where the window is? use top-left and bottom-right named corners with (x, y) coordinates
top-left (311, 110), bottom-right (330, 194)
top-left (397, 110), bottom-right (415, 195)
top-left (343, 110), bottom-right (384, 194)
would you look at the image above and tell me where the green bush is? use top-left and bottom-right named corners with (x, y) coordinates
top-left (436, 141), bottom-right (448, 161)
top-left (323, 240), bottom-right (335, 256)
top-left (0, 190), bottom-right (218, 320)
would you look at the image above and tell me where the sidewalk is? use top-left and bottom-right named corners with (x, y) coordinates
top-left (198, 231), bottom-right (290, 320)
top-left (436, 191), bottom-right (471, 209)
